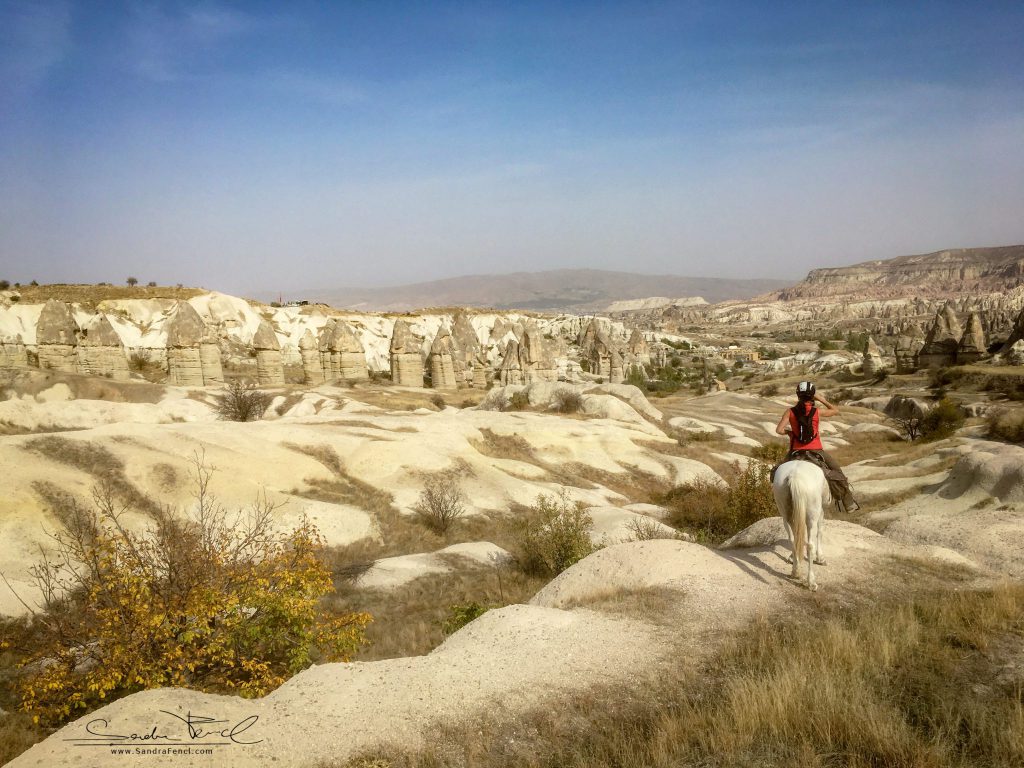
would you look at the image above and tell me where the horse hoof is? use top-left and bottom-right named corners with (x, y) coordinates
top-left (815, 558), bottom-right (828, 566)
top-left (809, 582), bottom-right (819, 592)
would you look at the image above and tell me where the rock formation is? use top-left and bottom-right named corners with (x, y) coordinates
top-left (1006, 340), bottom-right (1024, 366)
top-left (0, 319), bottom-right (28, 370)
top-left (957, 312), bottom-right (987, 364)
top-left (299, 329), bottom-right (324, 385)
top-left (520, 324), bottom-right (557, 383)
top-left (318, 321), bottom-right (336, 380)
top-left (199, 339), bottom-right (223, 385)
top-left (78, 314), bottom-right (129, 380)
top-left (390, 320), bottom-right (424, 387)
top-left (165, 302), bottom-right (214, 386)
top-left (429, 326), bottom-right (458, 389)
top-left (471, 352), bottom-right (489, 389)
top-left (862, 336), bottom-right (883, 377)
top-left (253, 319), bottom-right (285, 387)
top-left (36, 299), bottom-right (80, 373)
top-left (330, 322), bottom-right (368, 381)
top-left (894, 323), bottom-right (925, 374)
top-left (627, 329), bottom-right (651, 370)
top-left (498, 339), bottom-right (523, 386)
top-left (918, 305), bottom-right (962, 368)
top-left (451, 312), bottom-right (480, 386)
top-left (580, 321), bottom-right (626, 384)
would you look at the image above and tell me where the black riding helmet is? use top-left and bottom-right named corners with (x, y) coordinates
top-left (796, 381), bottom-right (816, 401)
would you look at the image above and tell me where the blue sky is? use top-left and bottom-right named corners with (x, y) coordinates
top-left (2, 1), bottom-right (1023, 295)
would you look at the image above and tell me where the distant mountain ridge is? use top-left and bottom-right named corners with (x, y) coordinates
top-left (286, 269), bottom-right (793, 313)
top-left (775, 245), bottom-right (1024, 301)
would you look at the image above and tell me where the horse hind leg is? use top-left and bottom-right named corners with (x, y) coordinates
top-left (814, 517), bottom-right (827, 566)
top-left (806, 516), bottom-right (819, 592)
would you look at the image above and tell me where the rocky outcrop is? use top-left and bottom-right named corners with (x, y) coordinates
top-left (498, 340), bottom-right (523, 386)
top-left (520, 324), bottom-right (557, 383)
top-left (0, 328), bottom-right (28, 370)
top-left (36, 300), bottom-right (80, 373)
top-left (627, 329), bottom-right (651, 369)
top-left (861, 336), bottom-right (884, 377)
top-left (776, 245), bottom-right (1024, 301)
top-left (580, 321), bottom-right (626, 384)
top-left (330, 322), bottom-right (368, 382)
top-left (1005, 340), bottom-right (1024, 366)
top-left (957, 312), bottom-right (987, 364)
top-left (452, 313), bottom-right (480, 386)
top-left (318, 321), bottom-right (336, 380)
top-left (471, 353), bottom-right (489, 389)
top-left (199, 340), bottom-right (223, 385)
top-left (894, 323), bottom-right (925, 374)
top-left (390, 320), bottom-right (424, 387)
top-left (165, 302), bottom-right (207, 386)
top-left (253, 319), bottom-right (285, 387)
top-left (78, 314), bottom-right (129, 380)
top-left (429, 326), bottom-right (458, 389)
top-left (918, 305), bottom-right (963, 368)
top-left (299, 330), bottom-right (324, 385)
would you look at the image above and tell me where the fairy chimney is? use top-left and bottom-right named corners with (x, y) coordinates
top-left (165, 302), bottom-right (208, 386)
top-left (520, 324), bottom-right (557, 384)
top-left (299, 329), bottom-right (324, 385)
top-left (330, 322), bottom-right (368, 381)
top-left (894, 323), bottom-right (925, 374)
top-left (199, 337), bottom-right (223, 385)
top-left (918, 305), bottom-right (962, 368)
top-left (451, 312), bottom-right (480, 385)
top-left (389, 320), bottom-right (424, 387)
top-left (36, 299), bottom-right (80, 373)
top-left (79, 314), bottom-right (129, 380)
top-left (862, 335), bottom-right (884, 377)
top-left (429, 325), bottom-right (458, 389)
top-left (957, 312), bottom-right (987, 364)
top-left (628, 329), bottom-right (651, 367)
top-left (471, 352), bottom-right (489, 389)
top-left (318, 320), bottom-right (336, 379)
top-left (498, 339), bottom-right (523, 386)
top-left (253, 319), bottom-right (285, 387)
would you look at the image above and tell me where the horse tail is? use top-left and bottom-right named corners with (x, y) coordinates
top-left (788, 469), bottom-right (813, 566)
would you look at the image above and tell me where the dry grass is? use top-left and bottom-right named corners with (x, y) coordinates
top-left (24, 436), bottom-right (160, 515)
top-left (560, 585), bottom-right (682, 623)
top-left (342, 384), bottom-right (485, 412)
top-left (11, 282), bottom-right (204, 307)
top-left (338, 566), bottom-right (1024, 768)
top-left (0, 368), bottom-right (166, 404)
top-left (323, 565), bottom-right (547, 661)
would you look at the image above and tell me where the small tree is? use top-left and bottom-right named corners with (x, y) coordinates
top-left (0, 279), bottom-right (9, 290)
top-left (147, 281), bottom-right (157, 287)
top-left (215, 379), bottom-right (272, 422)
top-left (8, 459), bottom-right (371, 726)
top-left (552, 387), bottom-right (583, 413)
top-left (126, 276), bottom-right (138, 287)
top-left (414, 473), bottom-right (465, 535)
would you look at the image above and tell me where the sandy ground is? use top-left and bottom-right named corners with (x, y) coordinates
top-left (5, 382), bottom-right (1024, 767)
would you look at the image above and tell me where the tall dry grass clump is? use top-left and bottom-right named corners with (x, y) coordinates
top-left (514, 491), bottom-right (595, 576)
top-left (414, 473), bottom-right (466, 535)
top-left (659, 460), bottom-right (775, 542)
top-left (987, 407), bottom-right (1024, 444)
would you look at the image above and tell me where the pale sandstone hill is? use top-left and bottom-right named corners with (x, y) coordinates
top-left (775, 245), bottom-right (1024, 301)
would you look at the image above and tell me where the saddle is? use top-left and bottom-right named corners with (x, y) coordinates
top-left (771, 450), bottom-right (853, 512)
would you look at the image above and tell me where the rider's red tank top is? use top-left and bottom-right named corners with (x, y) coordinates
top-left (788, 402), bottom-right (823, 451)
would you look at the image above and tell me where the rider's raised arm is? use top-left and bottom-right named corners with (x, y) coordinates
top-left (814, 393), bottom-right (839, 417)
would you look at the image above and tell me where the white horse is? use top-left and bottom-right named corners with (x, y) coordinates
top-left (772, 460), bottom-right (831, 591)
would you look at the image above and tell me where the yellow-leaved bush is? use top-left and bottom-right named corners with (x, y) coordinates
top-left (16, 458), bottom-right (371, 726)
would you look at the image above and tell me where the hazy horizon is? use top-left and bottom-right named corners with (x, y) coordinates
top-left (2, 2), bottom-right (1023, 296)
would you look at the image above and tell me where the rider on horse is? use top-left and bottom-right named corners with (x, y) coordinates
top-left (774, 381), bottom-right (860, 513)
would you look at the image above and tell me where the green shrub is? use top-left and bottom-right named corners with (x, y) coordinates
top-left (750, 442), bottom-right (788, 465)
top-left (442, 602), bottom-right (490, 635)
top-left (919, 397), bottom-right (965, 442)
top-left (515, 491), bottom-right (595, 577)
top-left (987, 408), bottom-right (1024, 444)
